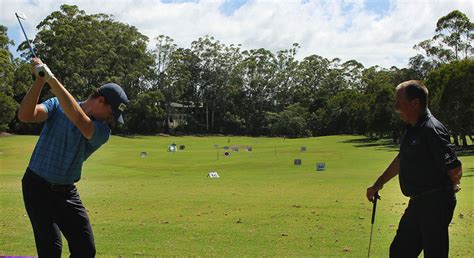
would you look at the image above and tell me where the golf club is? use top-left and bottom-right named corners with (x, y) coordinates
top-left (367, 191), bottom-right (381, 258)
top-left (15, 12), bottom-right (45, 78)
top-left (15, 12), bottom-right (37, 58)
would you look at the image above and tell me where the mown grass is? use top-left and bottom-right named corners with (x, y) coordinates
top-left (0, 135), bottom-right (472, 257)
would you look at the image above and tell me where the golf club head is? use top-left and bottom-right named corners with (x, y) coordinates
top-left (15, 12), bottom-right (27, 20)
top-left (15, 12), bottom-right (39, 61)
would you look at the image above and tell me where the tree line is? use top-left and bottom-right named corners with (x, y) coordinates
top-left (0, 5), bottom-right (472, 146)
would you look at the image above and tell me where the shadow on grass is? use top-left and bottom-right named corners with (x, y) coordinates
top-left (342, 137), bottom-right (399, 151)
top-left (117, 134), bottom-right (146, 139)
top-left (343, 137), bottom-right (474, 156)
top-left (457, 148), bottom-right (474, 157)
top-left (463, 168), bottom-right (474, 178)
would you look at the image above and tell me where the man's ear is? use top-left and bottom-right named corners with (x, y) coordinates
top-left (98, 96), bottom-right (107, 104)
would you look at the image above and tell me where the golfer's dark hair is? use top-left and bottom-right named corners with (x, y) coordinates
top-left (396, 80), bottom-right (428, 108)
top-left (88, 88), bottom-right (108, 104)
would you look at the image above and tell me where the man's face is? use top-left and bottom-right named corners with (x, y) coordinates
top-left (94, 97), bottom-right (115, 123)
top-left (395, 88), bottom-right (416, 124)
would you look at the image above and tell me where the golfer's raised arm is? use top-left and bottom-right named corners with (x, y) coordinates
top-left (47, 77), bottom-right (95, 139)
top-left (17, 65), bottom-right (48, 123)
top-left (31, 58), bottom-right (95, 139)
top-left (366, 154), bottom-right (400, 202)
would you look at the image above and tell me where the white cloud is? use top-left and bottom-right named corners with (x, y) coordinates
top-left (1, 0), bottom-right (472, 68)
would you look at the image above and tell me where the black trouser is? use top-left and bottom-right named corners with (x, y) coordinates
top-left (22, 168), bottom-right (96, 258)
top-left (390, 187), bottom-right (456, 258)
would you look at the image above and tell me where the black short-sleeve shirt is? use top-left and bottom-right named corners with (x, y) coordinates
top-left (399, 109), bottom-right (462, 197)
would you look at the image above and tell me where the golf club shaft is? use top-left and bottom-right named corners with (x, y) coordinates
top-left (15, 14), bottom-right (37, 58)
top-left (367, 223), bottom-right (375, 258)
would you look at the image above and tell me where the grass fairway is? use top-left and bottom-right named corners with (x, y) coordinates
top-left (1, 135), bottom-right (473, 257)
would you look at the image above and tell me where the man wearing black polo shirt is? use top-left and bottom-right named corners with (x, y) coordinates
top-left (366, 80), bottom-right (462, 257)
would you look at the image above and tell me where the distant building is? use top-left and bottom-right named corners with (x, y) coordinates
top-left (167, 102), bottom-right (203, 129)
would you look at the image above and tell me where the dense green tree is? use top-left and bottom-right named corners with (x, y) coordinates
top-left (321, 58), bottom-right (349, 97)
top-left (11, 60), bottom-right (34, 102)
top-left (215, 43), bottom-right (245, 133)
top-left (239, 48), bottom-right (278, 135)
top-left (19, 4), bottom-right (155, 100)
top-left (411, 10), bottom-right (473, 79)
top-left (6, 6), bottom-right (468, 139)
top-left (155, 35), bottom-right (177, 75)
top-left (361, 66), bottom-right (399, 138)
top-left (7, 59), bottom-right (47, 135)
top-left (153, 35), bottom-right (177, 132)
top-left (319, 90), bottom-right (369, 135)
top-left (409, 11), bottom-right (472, 146)
top-left (0, 25), bottom-right (14, 96)
top-left (0, 25), bottom-right (19, 132)
top-left (165, 48), bottom-right (202, 132)
top-left (408, 54), bottom-right (434, 79)
top-left (340, 59), bottom-right (365, 91)
top-left (294, 54), bottom-right (331, 112)
top-left (265, 104), bottom-right (311, 138)
top-left (434, 10), bottom-right (473, 60)
top-left (125, 90), bottom-right (165, 134)
top-left (191, 36), bottom-right (229, 132)
top-left (0, 92), bottom-right (17, 131)
top-left (272, 43), bottom-right (300, 110)
top-left (426, 59), bottom-right (474, 147)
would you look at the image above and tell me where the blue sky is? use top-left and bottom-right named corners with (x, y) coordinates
top-left (220, 0), bottom-right (248, 16)
top-left (1, 0), bottom-right (472, 68)
top-left (364, 0), bottom-right (391, 16)
top-left (163, 0), bottom-right (393, 17)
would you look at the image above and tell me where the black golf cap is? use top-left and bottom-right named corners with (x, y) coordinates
top-left (98, 83), bottom-right (129, 124)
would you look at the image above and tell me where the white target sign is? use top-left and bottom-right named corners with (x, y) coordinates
top-left (208, 172), bottom-right (220, 178)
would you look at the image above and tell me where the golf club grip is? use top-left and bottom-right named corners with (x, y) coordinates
top-left (371, 198), bottom-right (377, 224)
top-left (370, 192), bottom-right (380, 224)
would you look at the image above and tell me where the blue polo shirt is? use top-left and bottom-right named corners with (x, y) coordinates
top-left (28, 97), bottom-right (111, 184)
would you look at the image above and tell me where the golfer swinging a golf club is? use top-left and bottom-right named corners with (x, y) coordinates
top-left (18, 58), bottom-right (128, 258)
top-left (366, 80), bottom-right (462, 257)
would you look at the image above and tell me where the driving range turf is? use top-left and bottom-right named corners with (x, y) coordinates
top-left (1, 135), bottom-right (473, 256)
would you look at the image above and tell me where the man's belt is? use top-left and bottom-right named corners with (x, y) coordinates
top-left (27, 167), bottom-right (75, 193)
top-left (409, 184), bottom-right (453, 200)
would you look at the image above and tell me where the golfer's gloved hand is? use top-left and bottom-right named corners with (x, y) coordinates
top-left (34, 64), bottom-right (55, 82)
